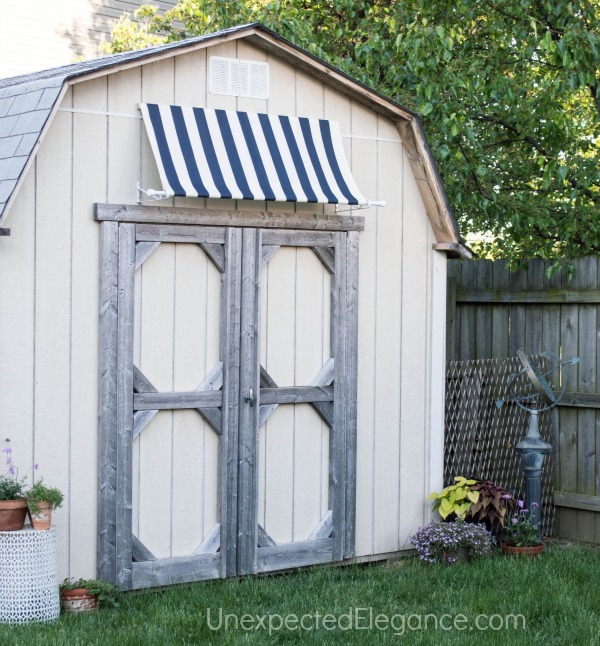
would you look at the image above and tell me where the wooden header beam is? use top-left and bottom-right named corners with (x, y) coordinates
top-left (95, 203), bottom-right (365, 232)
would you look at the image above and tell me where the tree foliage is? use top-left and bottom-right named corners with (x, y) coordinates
top-left (103, 1), bottom-right (600, 264)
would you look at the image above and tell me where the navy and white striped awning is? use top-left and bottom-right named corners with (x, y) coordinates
top-left (139, 103), bottom-right (368, 205)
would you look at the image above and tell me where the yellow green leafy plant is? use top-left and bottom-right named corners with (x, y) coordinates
top-left (428, 477), bottom-right (479, 520)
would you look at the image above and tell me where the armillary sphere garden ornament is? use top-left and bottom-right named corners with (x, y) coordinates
top-left (496, 350), bottom-right (579, 538)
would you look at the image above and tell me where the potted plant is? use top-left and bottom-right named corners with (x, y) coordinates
top-left (410, 520), bottom-right (495, 564)
top-left (465, 480), bottom-right (517, 537)
top-left (0, 440), bottom-right (28, 531)
top-left (429, 477), bottom-right (518, 538)
top-left (59, 578), bottom-right (120, 612)
top-left (428, 476), bottom-right (480, 521)
top-left (27, 479), bottom-right (64, 530)
top-left (501, 500), bottom-right (544, 557)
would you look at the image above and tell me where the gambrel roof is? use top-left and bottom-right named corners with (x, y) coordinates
top-left (0, 23), bottom-right (469, 256)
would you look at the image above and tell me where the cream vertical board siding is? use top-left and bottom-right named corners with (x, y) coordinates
top-left (260, 249), bottom-right (296, 544)
top-left (290, 69), bottom-right (328, 541)
top-left (155, 50), bottom-right (215, 555)
top-left (353, 104), bottom-right (379, 557)
top-left (372, 121), bottom-right (403, 555)
top-left (398, 142), bottom-right (432, 550)
top-left (136, 243), bottom-right (175, 559)
top-left (259, 248), bottom-right (331, 544)
top-left (70, 77), bottom-right (108, 577)
top-left (292, 69), bottom-right (329, 540)
top-left (106, 65), bottom-right (144, 542)
top-left (428, 241), bottom-right (448, 499)
top-left (173, 50), bottom-right (221, 554)
top-left (137, 58), bottom-right (176, 559)
top-left (171, 245), bottom-right (221, 554)
top-left (107, 67), bottom-right (142, 204)
top-left (0, 172), bottom-right (36, 500)
top-left (258, 49), bottom-right (295, 543)
top-left (33, 98), bottom-right (73, 577)
top-left (293, 252), bottom-right (331, 540)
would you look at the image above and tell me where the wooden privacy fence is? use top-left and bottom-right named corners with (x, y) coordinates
top-left (447, 256), bottom-right (600, 543)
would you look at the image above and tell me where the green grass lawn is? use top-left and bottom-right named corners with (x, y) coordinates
top-left (2, 541), bottom-right (599, 645)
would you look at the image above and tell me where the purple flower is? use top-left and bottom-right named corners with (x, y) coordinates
top-left (8, 466), bottom-right (15, 476)
top-left (517, 500), bottom-right (524, 508)
top-left (531, 502), bottom-right (539, 508)
top-left (512, 518), bottom-right (518, 525)
top-left (34, 464), bottom-right (39, 471)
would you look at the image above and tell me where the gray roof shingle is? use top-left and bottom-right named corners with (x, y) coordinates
top-left (0, 136), bottom-right (21, 160)
top-left (0, 180), bottom-right (17, 203)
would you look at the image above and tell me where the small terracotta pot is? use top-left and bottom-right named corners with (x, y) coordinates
top-left (60, 589), bottom-right (99, 613)
top-left (501, 542), bottom-right (545, 557)
top-left (0, 499), bottom-right (28, 531)
top-left (28, 501), bottom-right (53, 530)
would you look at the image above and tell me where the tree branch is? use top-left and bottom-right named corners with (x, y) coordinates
top-left (473, 114), bottom-right (552, 158)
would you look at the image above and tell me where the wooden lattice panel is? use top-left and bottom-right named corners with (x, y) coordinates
top-left (445, 356), bottom-right (555, 536)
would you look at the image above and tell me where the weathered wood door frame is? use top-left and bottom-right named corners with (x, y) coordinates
top-left (96, 204), bottom-right (362, 589)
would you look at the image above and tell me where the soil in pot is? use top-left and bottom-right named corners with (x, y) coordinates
top-left (0, 500), bottom-right (28, 531)
top-left (60, 589), bottom-right (99, 613)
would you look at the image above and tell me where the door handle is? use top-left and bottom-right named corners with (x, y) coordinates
top-left (244, 388), bottom-right (256, 407)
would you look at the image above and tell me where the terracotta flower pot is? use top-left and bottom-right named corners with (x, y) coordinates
top-left (0, 499), bottom-right (28, 531)
top-left (60, 589), bottom-right (99, 613)
top-left (501, 542), bottom-right (545, 557)
top-left (29, 501), bottom-right (53, 530)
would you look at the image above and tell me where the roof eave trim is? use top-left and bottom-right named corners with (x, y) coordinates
top-left (432, 242), bottom-right (474, 259)
top-left (396, 120), bottom-right (463, 247)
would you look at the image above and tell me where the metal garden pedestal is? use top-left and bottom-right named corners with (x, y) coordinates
top-left (0, 528), bottom-right (60, 624)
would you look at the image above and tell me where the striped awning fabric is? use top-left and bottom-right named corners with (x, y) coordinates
top-left (139, 103), bottom-right (368, 205)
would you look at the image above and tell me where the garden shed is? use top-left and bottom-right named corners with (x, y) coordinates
top-left (0, 23), bottom-right (469, 589)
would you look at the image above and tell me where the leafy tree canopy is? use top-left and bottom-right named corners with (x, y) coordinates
top-left (103, 1), bottom-right (600, 265)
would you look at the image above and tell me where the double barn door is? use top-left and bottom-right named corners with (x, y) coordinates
top-left (98, 214), bottom-right (359, 590)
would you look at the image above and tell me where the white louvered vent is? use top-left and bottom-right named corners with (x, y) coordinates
top-left (209, 56), bottom-right (269, 99)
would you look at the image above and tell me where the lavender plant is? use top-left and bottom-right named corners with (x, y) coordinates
top-left (0, 439), bottom-right (26, 500)
top-left (503, 501), bottom-right (542, 547)
top-left (411, 520), bottom-right (495, 564)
